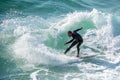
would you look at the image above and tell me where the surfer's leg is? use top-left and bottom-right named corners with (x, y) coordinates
top-left (76, 42), bottom-right (82, 57)
top-left (64, 41), bottom-right (77, 54)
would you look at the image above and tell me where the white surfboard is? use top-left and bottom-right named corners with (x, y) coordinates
top-left (78, 55), bottom-right (96, 59)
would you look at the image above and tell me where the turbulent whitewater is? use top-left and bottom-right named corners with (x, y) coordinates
top-left (0, 0), bottom-right (120, 80)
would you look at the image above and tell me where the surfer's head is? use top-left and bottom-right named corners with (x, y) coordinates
top-left (68, 31), bottom-right (72, 37)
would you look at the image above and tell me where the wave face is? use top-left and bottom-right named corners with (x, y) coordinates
top-left (0, 0), bottom-right (120, 80)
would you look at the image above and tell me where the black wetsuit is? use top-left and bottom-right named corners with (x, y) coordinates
top-left (64, 29), bottom-right (83, 55)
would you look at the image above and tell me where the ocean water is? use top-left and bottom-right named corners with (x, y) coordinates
top-left (0, 0), bottom-right (120, 80)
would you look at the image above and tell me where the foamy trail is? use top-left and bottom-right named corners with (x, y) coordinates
top-left (30, 70), bottom-right (40, 80)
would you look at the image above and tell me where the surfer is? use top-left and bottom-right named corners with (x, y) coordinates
top-left (64, 27), bottom-right (83, 57)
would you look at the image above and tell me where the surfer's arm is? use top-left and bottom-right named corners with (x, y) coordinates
top-left (73, 27), bottom-right (83, 33)
top-left (65, 39), bottom-right (74, 45)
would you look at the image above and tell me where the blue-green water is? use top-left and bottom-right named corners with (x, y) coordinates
top-left (0, 0), bottom-right (120, 80)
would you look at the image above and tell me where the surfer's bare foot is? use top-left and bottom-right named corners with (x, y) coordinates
top-left (76, 55), bottom-right (79, 57)
top-left (64, 52), bottom-right (66, 54)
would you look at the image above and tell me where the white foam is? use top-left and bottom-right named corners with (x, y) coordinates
top-left (30, 70), bottom-right (40, 80)
top-left (10, 9), bottom-right (120, 67)
top-left (1, 6), bottom-right (120, 80)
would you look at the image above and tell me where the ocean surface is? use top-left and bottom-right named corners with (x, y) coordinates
top-left (0, 0), bottom-right (120, 80)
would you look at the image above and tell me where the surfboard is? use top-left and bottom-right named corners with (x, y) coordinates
top-left (78, 55), bottom-right (96, 59)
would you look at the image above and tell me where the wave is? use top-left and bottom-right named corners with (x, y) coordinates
top-left (0, 9), bottom-right (120, 68)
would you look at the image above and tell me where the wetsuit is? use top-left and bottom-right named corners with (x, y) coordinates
top-left (64, 29), bottom-right (83, 55)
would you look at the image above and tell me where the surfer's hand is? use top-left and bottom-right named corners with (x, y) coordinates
top-left (80, 27), bottom-right (83, 30)
top-left (64, 43), bottom-right (67, 45)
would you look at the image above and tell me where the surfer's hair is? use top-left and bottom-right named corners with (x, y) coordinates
top-left (68, 31), bottom-right (72, 34)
